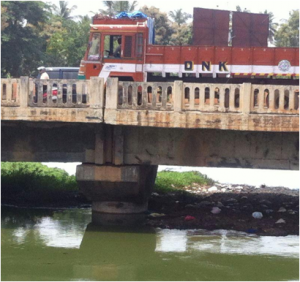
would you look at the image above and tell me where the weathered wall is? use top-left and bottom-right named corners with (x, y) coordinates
top-left (1, 121), bottom-right (97, 163)
top-left (1, 121), bottom-right (298, 170)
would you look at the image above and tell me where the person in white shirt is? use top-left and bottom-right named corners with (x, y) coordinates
top-left (37, 66), bottom-right (49, 79)
top-left (37, 66), bottom-right (49, 102)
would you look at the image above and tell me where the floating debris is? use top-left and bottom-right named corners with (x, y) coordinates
top-left (252, 212), bottom-right (263, 219)
top-left (275, 218), bottom-right (286, 224)
top-left (278, 207), bottom-right (287, 213)
top-left (149, 213), bottom-right (165, 218)
top-left (211, 207), bottom-right (221, 214)
top-left (184, 215), bottom-right (196, 221)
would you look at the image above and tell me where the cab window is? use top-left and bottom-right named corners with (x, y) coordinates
top-left (103, 35), bottom-right (122, 58)
top-left (88, 33), bottom-right (101, 61)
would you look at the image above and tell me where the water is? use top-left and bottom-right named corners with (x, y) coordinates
top-left (1, 207), bottom-right (299, 281)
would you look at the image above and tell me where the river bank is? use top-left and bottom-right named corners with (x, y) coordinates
top-left (2, 183), bottom-right (298, 236)
top-left (147, 183), bottom-right (299, 236)
top-left (2, 163), bottom-right (298, 236)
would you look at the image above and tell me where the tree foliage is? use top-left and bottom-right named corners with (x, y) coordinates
top-left (45, 15), bottom-right (91, 66)
top-left (1, 1), bottom-right (91, 77)
top-left (1, 6), bottom-right (9, 31)
top-left (1, 1), bottom-right (50, 77)
top-left (54, 1), bottom-right (78, 20)
top-left (1, 162), bottom-right (78, 193)
top-left (275, 10), bottom-right (299, 47)
top-left (140, 6), bottom-right (174, 45)
top-left (97, 1), bottom-right (138, 16)
top-left (169, 23), bottom-right (192, 46)
top-left (169, 9), bottom-right (191, 27)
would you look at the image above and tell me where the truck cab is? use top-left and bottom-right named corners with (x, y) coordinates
top-left (78, 14), bottom-right (154, 82)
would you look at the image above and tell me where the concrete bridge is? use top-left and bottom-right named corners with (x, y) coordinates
top-left (1, 76), bottom-right (299, 221)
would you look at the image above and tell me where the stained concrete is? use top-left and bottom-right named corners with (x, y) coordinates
top-left (1, 121), bottom-right (298, 170)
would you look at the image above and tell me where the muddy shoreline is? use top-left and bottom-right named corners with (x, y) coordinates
top-left (2, 184), bottom-right (299, 236)
top-left (147, 184), bottom-right (299, 236)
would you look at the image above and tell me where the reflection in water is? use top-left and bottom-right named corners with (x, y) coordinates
top-left (156, 229), bottom-right (299, 258)
top-left (34, 217), bottom-right (84, 248)
top-left (1, 207), bottom-right (299, 281)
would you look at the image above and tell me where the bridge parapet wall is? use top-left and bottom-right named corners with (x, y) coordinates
top-left (1, 78), bottom-right (21, 107)
top-left (1, 77), bottom-right (104, 123)
top-left (106, 78), bottom-right (299, 131)
top-left (1, 77), bottom-right (299, 131)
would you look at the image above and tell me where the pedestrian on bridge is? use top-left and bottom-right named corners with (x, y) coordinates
top-left (37, 66), bottom-right (49, 80)
top-left (37, 66), bottom-right (49, 103)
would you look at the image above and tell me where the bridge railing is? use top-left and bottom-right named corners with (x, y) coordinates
top-left (1, 78), bottom-right (21, 107)
top-left (182, 83), bottom-right (242, 113)
top-left (117, 81), bottom-right (174, 110)
top-left (1, 77), bottom-right (104, 110)
top-left (105, 79), bottom-right (298, 115)
top-left (28, 79), bottom-right (90, 108)
top-left (250, 85), bottom-right (299, 114)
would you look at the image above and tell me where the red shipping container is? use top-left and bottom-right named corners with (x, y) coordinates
top-left (193, 8), bottom-right (230, 46)
top-left (232, 12), bottom-right (269, 47)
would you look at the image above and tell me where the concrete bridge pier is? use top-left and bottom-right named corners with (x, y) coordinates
top-left (76, 164), bottom-right (158, 225)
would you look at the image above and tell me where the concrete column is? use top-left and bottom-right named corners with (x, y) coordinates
top-left (76, 164), bottom-right (158, 225)
top-left (89, 77), bottom-right (104, 109)
top-left (20, 76), bottom-right (29, 108)
top-left (173, 80), bottom-right (183, 111)
top-left (106, 77), bottom-right (119, 109)
top-left (242, 83), bottom-right (252, 114)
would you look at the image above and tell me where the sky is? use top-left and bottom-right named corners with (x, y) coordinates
top-left (48, 0), bottom-right (299, 22)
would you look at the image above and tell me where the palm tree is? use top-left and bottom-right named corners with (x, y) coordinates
top-left (98, 1), bottom-right (114, 16)
top-left (169, 9), bottom-right (191, 26)
top-left (98, 1), bottom-right (138, 16)
top-left (263, 10), bottom-right (278, 44)
top-left (54, 1), bottom-right (77, 20)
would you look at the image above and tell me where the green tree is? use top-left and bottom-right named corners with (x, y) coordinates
top-left (98, 1), bottom-right (138, 16)
top-left (1, 1), bottom-right (51, 77)
top-left (140, 6), bottom-right (173, 45)
top-left (54, 1), bottom-right (78, 20)
top-left (45, 14), bottom-right (91, 66)
top-left (169, 9), bottom-right (191, 27)
top-left (63, 15), bottom-right (91, 66)
top-left (1, 6), bottom-right (9, 31)
top-left (275, 10), bottom-right (299, 47)
top-left (169, 23), bottom-right (192, 46)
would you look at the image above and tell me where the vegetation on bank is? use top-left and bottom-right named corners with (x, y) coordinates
top-left (1, 163), bottom-right (214, 197)
top-left (1, 162), bottom-right (78, 193)
top-left (155, 170), bottom-right (214, 193)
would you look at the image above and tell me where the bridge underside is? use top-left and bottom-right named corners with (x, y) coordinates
top-left (2, 119), bottom-right (299, 221)
top-left (2, 121), bottom-right (298, 170)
